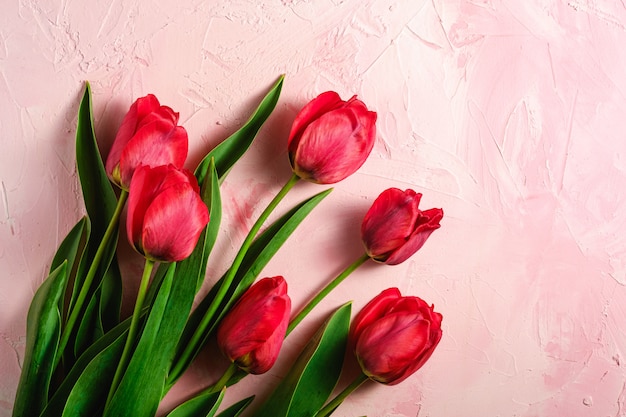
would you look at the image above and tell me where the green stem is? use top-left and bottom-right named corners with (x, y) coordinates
top-left (105, 259), bottom-right (155, 408)
top-left (168, 173), bottom-right (300, 384)
top-left (207, 362), bottom-right (239, 394)
top-left (54, 189), bottom-right (128, 371)
top-left (315, 373), bottom-right (369, 417)
top-left (287, 253), bottom-right (369, 336)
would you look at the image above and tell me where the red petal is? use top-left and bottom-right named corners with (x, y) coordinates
top-left (126, 166), bottom-right (149, 251)
top-left (356, 314), bottom-right (432, 385)
top-left (288, 91), bottom-right (344, 151)
top-left (361, 189), bottom-right (421, 260)
top-left (105, 95), bottom-right (161, 177)
top-left (385, 207), bottom-right (443, 265)
top-left (140, 179), bottom-right (208, 262)
top-left (135, 106), bottom-right (179, 131)
top-left (292, 107), bottom-right (375, 183)
top-left (126, 165), bottom-right (172, 254)
top-left (217, 277), bottom-right (291, 374)
top-left (350, 287), bottom-right (401, 343)
top-left (118, 121), bottom-right (188, 188)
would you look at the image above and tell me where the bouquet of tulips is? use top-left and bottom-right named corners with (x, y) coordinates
top-left (12, 75), bottom-right (444, 417)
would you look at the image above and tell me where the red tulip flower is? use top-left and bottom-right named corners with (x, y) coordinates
top-left (288, 91), bottom-right (377, 184)
top-left (350, 288), bottom-right (442, 385)
top-left (106, 94), bottom-right (188, 189)
top-left (217, 276), bottom-right (291, 375)
top-left (126, 164), bottom-right (209, 262)
top-left (361, 188), bottom-right (443, 265)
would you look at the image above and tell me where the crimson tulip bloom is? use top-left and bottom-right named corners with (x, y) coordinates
top-left (361, 188), bottom-right (443, 265)
top-left (288, 91), bottom-right (377, 184)
top-left (106, 94), bottom-right (188, 189)
top-left (126, 164), bottom-right (209, 262)
top-left (350, 288), bottom-right (442, 385)
top-left (217, 276), bottom-right (291, 374)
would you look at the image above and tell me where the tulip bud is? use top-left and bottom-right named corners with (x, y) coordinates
top-left (126, 164), bottom-right (209, 262)
top-left (350, 288), bottom-right (443, 385)
top-left (217, 276), bottom-right (291, 375)
top-left (106, 94), bottom-right (188, 189)
top-left (288, 91), bottom-right (377, 184)
top-left (361, 188), bottom-right (443, 265)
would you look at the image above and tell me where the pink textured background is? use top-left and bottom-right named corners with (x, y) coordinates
top-left (2, 1), bottom-right (626, 416)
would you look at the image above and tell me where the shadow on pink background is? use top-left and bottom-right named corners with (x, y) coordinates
top-left (2, 1), bottom-right (626, 416)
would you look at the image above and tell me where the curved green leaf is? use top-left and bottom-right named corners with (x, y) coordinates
top-left (166, 388), bottom-right (225, 417)
top-left (48, 216), bottom-right (88, 332)
top-left (60, 331), bottom-right (127, 417)
top-left (12, 262), bottom-right (68, 417)
top-left (75, 82), bottom-right (118, 240)
top-left (104, 260), bottom-right (197, 417)
top-left (253, 302), bottom-right (352, 417)
top-left (74, 288), bottom-right (103, 356)
top-left (216, 396), bottom-right (255, 417)
top-left (194, 158), bottom-right (221, 293)
top-left (195, 75), bottom-right (284, 184)
top-left (41, 318), bottom-right (130, 417)
top-left (66, 83), bottom-right (122, 362)
top-left (168, 188), bottom-right (331, 386)
top-left (99, 256), bottom-right (122, 330)
top-left (50, 216), bottom-right (87, 276)
top-left (73, 82), bottom-right (119, 306)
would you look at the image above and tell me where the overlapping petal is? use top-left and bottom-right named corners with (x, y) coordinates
top-left (217, 276), bottom-right (291, 375)
top-left (361, 188), bottom-right (443, 265)
top-left (106, 94), bottom-right (188, 189)
top-left (126, 165), bottom-right (208, 262)
top-left (288, 91), bottom-right (377, 184)
top-left (350, 288), bottom-right (443, 385)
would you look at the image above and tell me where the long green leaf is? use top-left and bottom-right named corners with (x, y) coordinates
top-left (50, 216), bottom-right (87, 276)
top-left (104, 260), bottom-right (197, 417)
top-left (99, 256), bottom-right (122, 330)
top-left (12, 262), bottom-right (69, 417)
top-left (169, 188), bottom-right (331, 385)
top-left (75, 82), bottom-right (118, 244)
top-left (194, 158), bottom-right (221, 292)
top-left (68, 82), bottom-right (122, 360)
top-left (253, 302), bottom-right (352, 417)
top-left (48, 217), bottom-right (88, 332)
top-left (41, 318), bottom-right (131, 417)
top-left (216, 396), bottom-right (255, 417)
top-left (60, 332), bottom-right (127, 417)
top-left (195, 75), bottom-right (284, 184)
top-left (73, 254), bottom-right (122, 356)
top-left (74, 288), bottom-right (104, 356)
top-left (166, 389), bottom-right (225, 417)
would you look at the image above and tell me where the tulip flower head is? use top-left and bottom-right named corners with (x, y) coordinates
top-left (350, 288), bottom-right (442, 385)
top-left (217, 276), bottom-right (291, 375)
top-left (288, 91), bottom-right (377, 184)
top-left (126, 164), bottom-right (209, 262)
top-left (361, 188), bottom-right (443, 265)
top-left (106, 94), bottom-right (188, 189)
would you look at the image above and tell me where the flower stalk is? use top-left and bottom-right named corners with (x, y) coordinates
top-left (54, 190), bottom-right (128, 371)
top-left (105, 258), bottom-right (155, 408)
top-left (168, 173), bottom-right (300, 383)
top-left (314, 373), bottom-right (369, 417)
top-left (287, 253), bottom-right (369, 335)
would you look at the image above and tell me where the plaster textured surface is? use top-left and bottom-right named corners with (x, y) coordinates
top-left (2, 1), bottom-right (626, 416)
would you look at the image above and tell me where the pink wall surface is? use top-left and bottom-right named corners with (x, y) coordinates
top-left (2, 1), bottom-right (626, 416)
